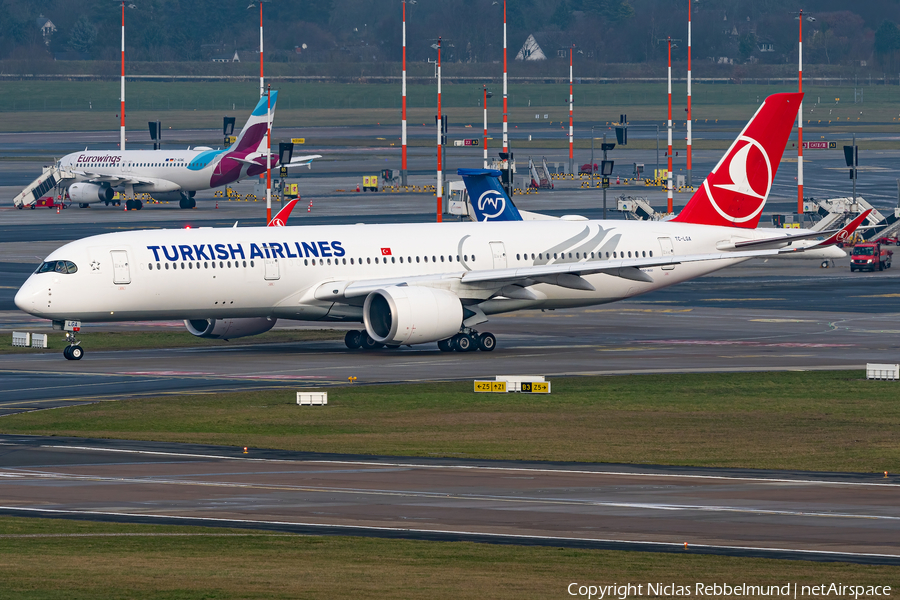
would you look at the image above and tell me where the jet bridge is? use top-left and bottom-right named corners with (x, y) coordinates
top-left (13, 165), bottom-right (76, 209)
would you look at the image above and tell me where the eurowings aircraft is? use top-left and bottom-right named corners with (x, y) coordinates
top-left (16, 92), bottom-right (867, 360)
top-left (55, 92), bottom-right (320, 210)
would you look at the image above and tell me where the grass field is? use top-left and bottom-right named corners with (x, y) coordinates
top-left (0, 329), bottom-right (342, 355)
top-left (0, 516), bottom-right (894, 599)
top-left (3, 81), bottom-right (900, 131)
top-left (2, 371), bottom-right (897, 473)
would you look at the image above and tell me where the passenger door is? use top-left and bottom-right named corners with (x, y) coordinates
top-left (489, 241), bottom-right (507, 270)
top-left (110, 250), bottom-right (131, 284)
top-left (264, 257), bottom-right (280, 280)
top-left (657, 237), bottom-right (675, 271)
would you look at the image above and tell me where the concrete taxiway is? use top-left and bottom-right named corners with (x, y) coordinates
top-left (0, 435), bottom-right (897, 564)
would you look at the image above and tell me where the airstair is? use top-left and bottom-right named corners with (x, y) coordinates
top-left (616, 195), bottom-right (661, 221)
top-left (806, 196), bottom-right (900, 240)
top-left (13, 165), bottom-right (76, 208)
top-left (528, 157), bottom-right (552, 189)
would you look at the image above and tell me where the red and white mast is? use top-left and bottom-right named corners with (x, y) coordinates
top-left (502, 0), bottom-right (508, 153)
top-left (119, 0), bottom-right (125, 151)
top-left (568, 46), bottom-right (574, 175)
top-left (436, 37), bottom-right (443, 223)
top-left (686, 1), bottom-right (692, 188)
top-left (798, 9), bottom-right (804, 217)
top-left (259, 2), bottom-right (264, 97)
top-left (401, 1), bottom-right (408, 186)
top-left (266, 86), bottom-right (272, 223)
top-left (483, 85), bottom-right (489, 168)
top-left (667, 37), bottom-right (673, 214)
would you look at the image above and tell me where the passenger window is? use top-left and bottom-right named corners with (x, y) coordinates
top-left (189, 263), bottom-right (193, 269)
top-left (516, 254), bottom-right (520, 260)
top-left (250, 260), bottom-right (255, 267)
top-left (464, 255), bottom-right (468, 261)
top-left (227, 261), bottom-right (231, 268)
top-left (243, 260), bottom-right (247, 267)
top-left (391, 257), bottom-right (395, 264)
top-left (416, 256), bottom-right (420, 263)
top-left (157, 263), bottom-right (162, 270)
top-left (642, 251), bottom-right (646, 257)
top-left (367, 257), bottom-right (371, 264)
top-left (649, 251), bottom-right (653, 257)
top-left (165, 263), bottom-right (170, 270)
top-left (375, 257), bottom-right (379, 264)
top-left (219, 261), bottom-right (224, 268)
top-left (148, 263), bottom-right (153, 270)
top-left (399, 257), bottom-right (404, 263)
top-left (351, 258), bottom-right (355, 264)
top-left (204, 262), bottom-right (208, 268)
top-left (440, 256), bottom-right (445, 262)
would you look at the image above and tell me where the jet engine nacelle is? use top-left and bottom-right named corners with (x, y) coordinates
top-left (68, 182), bottom-right (114, 203)
top-left (363, 286), bottom-right (462, 346)
top-left (184, 317), bottom-right (276, 340)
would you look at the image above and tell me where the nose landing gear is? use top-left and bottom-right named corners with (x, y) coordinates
top-left (63, 329), bottom-right (84, 360)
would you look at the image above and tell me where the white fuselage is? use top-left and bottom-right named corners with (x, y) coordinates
top-left (15, 219), bottom-right (843, 324)
top-left (58, 148), bottom-right (228, 196)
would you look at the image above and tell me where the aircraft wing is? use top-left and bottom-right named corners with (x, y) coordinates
top-left (313, 213), bottom-right (869, 302)
top-left (284, 154), bottom-right (323, 169)
top-left (720, 210), bottom-right (872, 251)
top-left (73, 171), bottom-right (159, 186)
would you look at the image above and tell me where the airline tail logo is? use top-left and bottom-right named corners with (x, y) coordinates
top-left (457, 168), bottom-right (522, 222)
top-left (477, 190), bottom-right (507, 220)
top-left (673, 92), bottom-right (801, 229)
top-left (707, 135), bottom-right (772, 224)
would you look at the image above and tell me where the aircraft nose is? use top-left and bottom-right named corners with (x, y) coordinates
top-left (14, 277), bottom-right (42, 315)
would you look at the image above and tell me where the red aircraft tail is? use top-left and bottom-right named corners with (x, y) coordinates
top-left (267, 198), bottom-right (299, 227)
top-left (672, 92), bottom-right (802, 229)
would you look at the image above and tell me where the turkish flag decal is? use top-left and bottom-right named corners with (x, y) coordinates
top-left (381, 248), bottom-right (392, 256)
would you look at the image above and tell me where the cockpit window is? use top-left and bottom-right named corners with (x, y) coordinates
top-left (36, 260), bottom-right (77, 274)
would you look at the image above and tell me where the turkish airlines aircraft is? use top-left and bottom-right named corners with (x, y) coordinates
top-left (55, 92), bottom-right (320, 210)
top-left (16, 93), bottom-right (866, 360)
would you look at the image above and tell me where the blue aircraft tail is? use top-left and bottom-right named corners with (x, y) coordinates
top-left (457, 168), bottom-right (523, 222)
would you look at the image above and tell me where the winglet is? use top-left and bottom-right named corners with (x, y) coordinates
top-left (815, 209), bottom-right (872, 247)
top-left (268, 198), bottom-right (299, 227)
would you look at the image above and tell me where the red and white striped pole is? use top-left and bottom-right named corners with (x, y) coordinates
top-left (401, 1), bottom-right (408, 186)
top-left (568, 46), bottom-right (574, 175)
top-left (436, 37), bottom-right (443, 223)
top-left (686, 1), bottom-right (692, 188)
top-left (667, 37), bottom-right (673, 214)
top-left (798, 9), bottom-right (804, 218)
top-left (266, 86), bottom-right (272, 223)
top-left (259, 2), bottom-right (264, 97)
top-left (483, 85), bottom-right (488, 168)
top-left (502, 0), bottom-right (508, 153)
top-left (119, 0), bottom-right (125, 151)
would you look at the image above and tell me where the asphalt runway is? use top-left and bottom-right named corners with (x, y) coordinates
top-left (0, 435), bottom-right (896, 564)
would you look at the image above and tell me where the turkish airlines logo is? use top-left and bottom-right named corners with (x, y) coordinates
top-left (836, 229), bottom-right (850, 243)
top-left (477, 190), bottom-right (507, 221)
top-left (270, 218), bottom-right (285, 227)
top-left (707, 135), bottom-right (772, 223)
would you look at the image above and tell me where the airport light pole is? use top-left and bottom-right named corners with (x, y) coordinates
top-left (483, 85), bottom-right (489, 168)
top-left (248, 0), bottom-right (270, 97)
top-left (686, 0), bottom-right (692, 188)
top-left (436, 37), bottom-right (442, 223)
top-left (118, 0), bottom-right (127, 151)
top-left (266, 85), bottom-right (272, 223)
top-left (666, 37), bottom-right (673, 214)
top-left (502, 0), bottom-right (508, 153)
top-left (797, 9), bottom-right (805, 221)
top-left (569, 45), bottom-right (574, 175)
top-left (401, 0), bottom-right (409, 186)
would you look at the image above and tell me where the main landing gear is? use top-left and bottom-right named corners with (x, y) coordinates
top-left (344, 330), bottom-right (384, 350)
top-left (438, 329), bottom-right (496, 353)
top-left (63, 330), bottom-right (84, 361)
top-left (342, 329), bottom-right (497, 352)
top-left (125, 199), bottom-right (143, 210)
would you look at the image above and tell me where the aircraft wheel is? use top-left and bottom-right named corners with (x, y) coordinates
top-left (344, 330), bottom-right (362, 349)
top-left (190, 198), bottom-right (197, 209)
top-left (360, 334), bottom-right (383, 350)
top-left (478, 332), bottom-right (497, 352)
top-left (125, 200), bottom-right (134, 210)
top-left (135, 200), bottom-right (143, 210)
top-left (69, 346), bottom-right (84, 360)
top-left (454, 334), bottom-right (475, 352)
top-left (79, 203), bottom-right (88, 208)
top-left (437, 338), bottom-right (454, 352)
top-left (63, 346), bottom-right (72, 360)
top-left (179, 198), bottom-right (189, 209)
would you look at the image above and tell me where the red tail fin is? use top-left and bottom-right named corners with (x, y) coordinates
top-left (672, 92), bottom-right (802, 229)
top-left (268, 198), bottom-right (298, 227)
